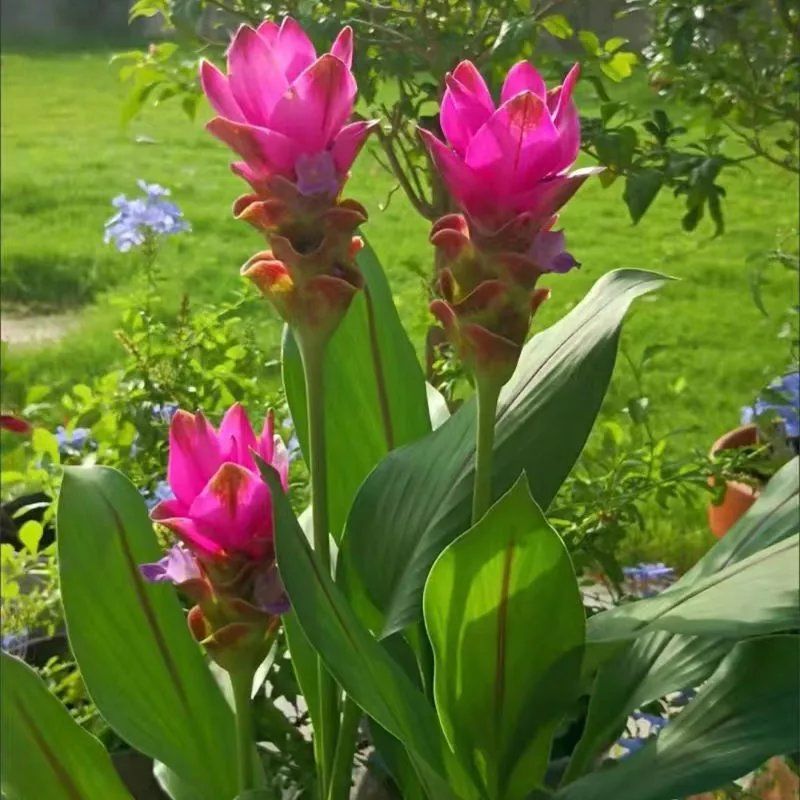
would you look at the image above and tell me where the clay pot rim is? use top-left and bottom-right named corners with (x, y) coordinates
top-left (709, 423), bottom-right (762, 497)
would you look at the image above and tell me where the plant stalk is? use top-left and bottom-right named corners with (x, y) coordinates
top-left (327, 696), bottom-right (362, 800)
top-left (299, 336), bottom-right (340, 800)
top-left (230, 668), bottom-right (255, 795)
top-left (472, 376), bottom-right (501, 524)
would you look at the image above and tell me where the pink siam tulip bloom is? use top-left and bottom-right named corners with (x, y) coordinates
top-left (419, 59), bottom-right (601, 234)
top-left (151, 404), bottom-right (289, 562)
top-left (201, 18), bottom-right (377, 197)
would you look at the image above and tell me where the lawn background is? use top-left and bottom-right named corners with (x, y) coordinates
top-left (2, 48), bottom-right (797, 567)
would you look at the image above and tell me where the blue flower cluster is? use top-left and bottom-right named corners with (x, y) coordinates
top-left (104, 180), bottom-right (190, 252)
top-left (741, 371), bottom-right (800, 439)
top-left (623, 562), bottom-right (675, 597)
top-left (141, 480), bottom-right (175, 512)
top-left (615, 711), bottom-right (669, 757)
top-left (55, 425), bottom-right (92, 454)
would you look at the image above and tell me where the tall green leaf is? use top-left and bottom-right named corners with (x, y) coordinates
top-left (264, 465), bottom-right (476, 800)
top-left (565, 632), bottom-right (731, 781)
top-left (557, 636), bottom-right (800, 800)
top-left (423, 477), bottom-right (585, 800)
top-left (57, 466), bottom-right (238, 800)
top-left (0, 653), bottom-right (132, 800)
top-left (341, 269), bottom-right (668, 637)
top-left (587, 535), bottom-right (799, 642)
top-left (282, 239), bottom-right (430, 541)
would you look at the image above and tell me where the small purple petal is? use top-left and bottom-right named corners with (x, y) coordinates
top-left (140, 544), bottom-right (201, 585)
top-left (529, 229), bottom-right (579, 274)
top-left (253, 562), bottom-right (291, 615)
top-left (295, 151), bottom-right (340, 197)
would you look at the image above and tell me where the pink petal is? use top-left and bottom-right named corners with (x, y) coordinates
top-left (256, 19), bottom-right (280, 45)
top-left (206, 117), bottom-right (298, 177)
top-left (547, 63), bottom-right (581, 170)
top-left (151, 497), bottom-right (189, 521)
top-left (465, 91), bottom-right (560, 191)
top-left (511, 166), bottom-right (602, 220)
top-left (501, 61), bottom-right (547, 103)
top-left (449, 61), bottom-right (494, 108)
top-left (271, 437), bottom-right (290, 491)
top-left (331, 120), bottom-right (378, 173)
top-left (227, 24), bottom-right (288, 125)
top-left (167, 411), bottom-right (223, 507)
top-left (440, 61), bottom-right (495, 157)
top-left (199, 60), bottom-right (245, 122)
top-left (155, 515), bottom-right (227, 560)
top-left (330, 26), bottom-right (353, 69)
top-left (548, 63), bottom-right (580, 122)
top-left (269, 54), bottom-right (356, 154)
top-left (230, 160), bottom-right (271, 193)
top-left (257, 411), bottom-right (276, 464)
top-left (274, 17), bottom-right (318, 82)
top-left (218, 403), bottom-right (258, 468)
top-left (419, 127), bottom-right (485, 216)
top-left (187, 463), bottom-right (273, 554)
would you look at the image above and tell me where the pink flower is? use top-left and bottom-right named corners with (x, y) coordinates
top-left (151, 404), bottom-right (289, 562)
top-left (420, 60), bottom-right (601, 232)
top-left (201, 18), bottom-right (377, 196)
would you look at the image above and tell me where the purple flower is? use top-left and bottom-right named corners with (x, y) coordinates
top-left (741, 371), bottom-right (800, 439)
top-left (140, 543), bottom-right (201, 585)
top-left (104, 181), bottom-right (190, 252)
top-left (253, 562), bottom-right (291, 615)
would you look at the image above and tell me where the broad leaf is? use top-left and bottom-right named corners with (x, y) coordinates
top-left (282, 239), bottom-right (430, 541)
top-left (683, 456), bottom-right (799, 582)
top-left (0, 653), bottom-right (132, 800)
top-left (423, 477), bottom-right (585, 800)
top-left (565, 632), bottom-right (731, 782)
top-left (587, 535), bottom-right (799, 642)
top-left (58, 466), bottom-right (238, 800)
top-left (264, 465), bottom-right (476, 800)
top-left (341, 269), bottom-right (668, 637)
top-left (557, 636), bottom-right (800, 800)
top-left (573, 461), bottom-right (800, 775)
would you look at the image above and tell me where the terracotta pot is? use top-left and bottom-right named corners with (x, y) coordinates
top-left (708, 424), bottom-right (761, 539)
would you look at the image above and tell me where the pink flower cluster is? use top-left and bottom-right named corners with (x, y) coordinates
top-left (201, 18), bottom-right (376, 198)
top-left (151, 404), bottom-right (288, 563)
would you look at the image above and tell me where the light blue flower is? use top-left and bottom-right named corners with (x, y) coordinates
top-left (55, 425), bottom-right (93, 454)
top-left (104, 181), bottom-right (190, 252)
top-left (741, 371), bottom-right (800, 439)
top-left (142, 479), bottom-right (175, 511)
top-left (152, 402), bottom-right (179, 424)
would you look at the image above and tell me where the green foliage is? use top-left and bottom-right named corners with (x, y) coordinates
top-left (58, 466), bottom-right (241, 799)
top-left (282, 240), bottom-right (430, 542)
top-left (339, 269), bottom-right (668, 639)
top-left (0, 652), bottom-right (132, 800)
top-left (627, 0), bottom-right (800, 174)
top-left (558, 636), bottom-right (800, 800)
top-left (423, 477), bottom-right (585, 800)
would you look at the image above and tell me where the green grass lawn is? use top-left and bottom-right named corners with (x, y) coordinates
top-left (2, 48), bottom-right (797, 568)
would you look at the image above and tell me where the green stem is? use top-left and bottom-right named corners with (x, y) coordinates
top-left (327, 696), bottom-right (362, 800)
top-left (472, 376), bottom-right (501, 524)
top-left (299, 337), bottom-right (339, 800)
top-left (230, 669), bottom-right (255, 795)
